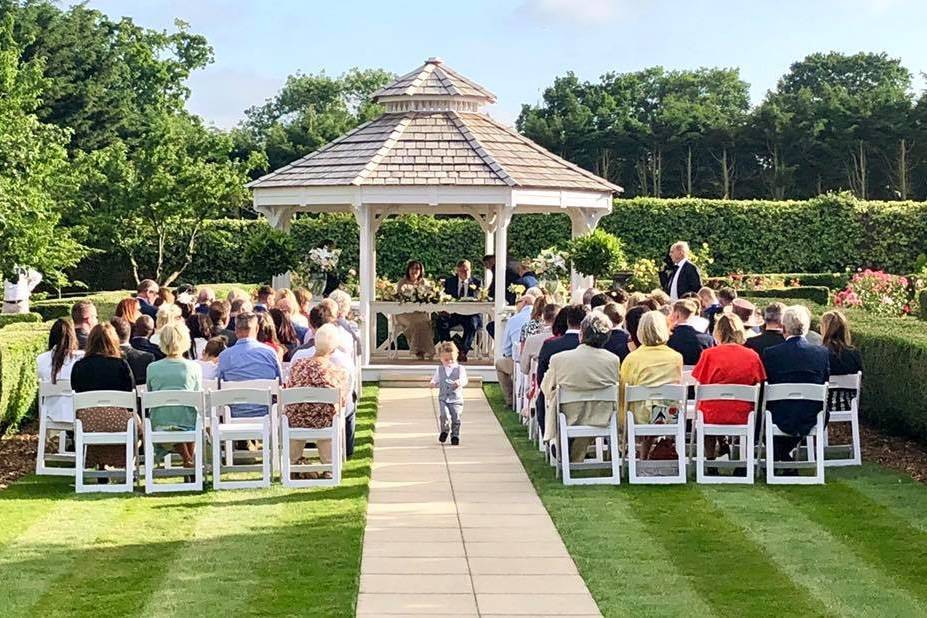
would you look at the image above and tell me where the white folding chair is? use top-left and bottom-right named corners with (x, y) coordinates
top-left (760, 382), bottom-right (828, 485)
top-left (208, 388), bottom-right (273, 490)
top-left (526, 358), bottom-right (540, 442)
top-left (73, 390), bottom-right (138, 493)
top-left (141, 390), bottom-right (205, 493)
top-left (551, 386), bottom-right (621, 485)
top-left (824, 372), bottom-right (862, 467)
top-left (513, 356), bottom-right (524, 416)
top-left (219, 378), bottom-right (281, 472)
top-left (279, 387), bottom-right (343, 488)
top-left (625, 384), bottom-right (688, 484)
top-left (694, 384), bottom-right (760, 484)
top-left (36, 379), bottom-right (75, 477)
top-left (682, 367), bottom-right (699, 460)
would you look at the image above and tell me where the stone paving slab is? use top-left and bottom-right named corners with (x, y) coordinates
top-left (358, 388), bottom-right (601, 617)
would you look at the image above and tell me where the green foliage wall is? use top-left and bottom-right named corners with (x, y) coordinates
top-left (0, 313), bottom-right (42, 330)
top-left (0, 322), bottom-right (50, 434)
top-left (67, 194), bottom-right (927, 289)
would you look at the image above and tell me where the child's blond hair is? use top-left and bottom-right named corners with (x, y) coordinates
top-left (435, 341), bottom-right (458, 357)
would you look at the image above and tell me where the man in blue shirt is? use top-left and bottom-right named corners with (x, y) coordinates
top-left (494, 295), bottom-right (535, 407)
top-left (218, 313), bottom-right (282, 417)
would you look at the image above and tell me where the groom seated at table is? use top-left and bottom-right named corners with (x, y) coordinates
top-left (437, 260), bottom-right (482, 363)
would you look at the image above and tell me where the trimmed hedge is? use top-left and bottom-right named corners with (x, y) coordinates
top-left (744, 287), bottom-right (831, 306)
top-left (0, 322), bottom-right (50, 434)
top-left (746, 295), bottom-right (927, 445)
top-left (64, 194), bottom-right (927, 290)
top-left (707, 272), bottom-right (851, 291)
top-left (0, 313), bottom-right (42, 330)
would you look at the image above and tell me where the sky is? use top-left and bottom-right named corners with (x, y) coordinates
top-left (85, 0), bottom-right (927, 129)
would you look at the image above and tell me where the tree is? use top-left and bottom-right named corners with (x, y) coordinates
top-left (0, 13), bottom-right (85, 285)
top-left (73, 113), bottom-right (265, 286)
top-left (10, 0), bottom-right (212, 153)
top-left (234, 68), bottom-right (394, 174)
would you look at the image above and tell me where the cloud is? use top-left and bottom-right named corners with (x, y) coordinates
top-left (514, 0), bottom-right (631, 26)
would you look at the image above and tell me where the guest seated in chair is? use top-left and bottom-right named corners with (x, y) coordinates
top-left (745, 302), bottom-right (786, 356)
top-left (667, 299), bottom-right (715, 366)
top-left (217, 312), bottom-right (282, 418)
top-left (541, 312), bottom-right (620, 462)
top-left (761, 305), bottom-right (830, 464)
top-left (536, 304), bottom-right (589, 438)
top-left (494, 294), bottom-right (535, 406)
top-left (820, 310), bottom-right (862, 412)
top-left (436, 259), bottom-right (482, 362)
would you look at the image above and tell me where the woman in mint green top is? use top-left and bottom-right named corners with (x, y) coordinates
top-left (147, 322), bottom-right (202, 465)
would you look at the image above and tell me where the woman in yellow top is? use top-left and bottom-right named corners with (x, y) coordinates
top-left (619, 310), bottom-right (684, 460)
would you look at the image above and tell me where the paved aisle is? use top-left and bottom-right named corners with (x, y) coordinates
top-left (358, 387), bottom-right (601, 617)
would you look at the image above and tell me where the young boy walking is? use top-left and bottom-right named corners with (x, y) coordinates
top-left (430, 341), bottom-right (468, 445)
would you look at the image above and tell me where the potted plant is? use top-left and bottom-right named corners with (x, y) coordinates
top-left (565, 229), bottom-right (629, 287)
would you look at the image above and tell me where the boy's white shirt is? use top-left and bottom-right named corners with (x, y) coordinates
top-left (430, 362), bottom-right (469, 389)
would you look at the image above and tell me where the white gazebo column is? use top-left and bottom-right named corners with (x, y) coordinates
top-left (569, 207), bottom-right (606, 303)
top-left (355, 204), bottom-right (373, 366)
top-left (265, 206), bottom-right (296, 290)
top-left (493, 205), bottom-right (513, 363)
top-left (484, 228), bottom-right (494, 289)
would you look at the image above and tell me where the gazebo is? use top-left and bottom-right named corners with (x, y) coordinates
top-left (248, 57), bottom-right (621, 377)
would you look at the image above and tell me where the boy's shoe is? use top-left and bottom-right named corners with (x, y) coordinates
top-left (439, 431), bottom-right (448, 443)
top-left (450, 436), bottom-right (460, 446)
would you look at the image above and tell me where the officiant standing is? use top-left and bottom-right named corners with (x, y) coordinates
top-left (662, 241), bottom-right (702, 301)
top-left (3, 267), bottom-right (42, 314)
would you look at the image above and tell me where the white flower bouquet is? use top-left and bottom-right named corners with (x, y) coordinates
top-left (530, 248), bottom-right (570, 280)
top-left (307, 247), bottom-right (341, 273)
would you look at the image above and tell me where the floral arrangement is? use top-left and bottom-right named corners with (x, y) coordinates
top-left (687, 242), bottom-right (716, 276)
top-left (306, 247), bottom-right (341, 273)
top-left (538, 278), bottom-right (568, 303)
top-left (377, 277), bottom-right (452, 304)
top-left (507, 283), bottom-right (526, 297)
top-left (627, 258), bottom-right (660, 292)
top-left (834, 269), bottom-right (912, 316)
top-left (529, 248), bottom-right (570, 281)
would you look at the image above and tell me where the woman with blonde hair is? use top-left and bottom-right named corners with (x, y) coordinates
top-left (284, 323), bottom-right (350, 478)
top-left (691, 313), bottom-right (766, 461)
top-left (114, 298), bottom-right (141, 325)
top-left (394, 260), bottom-right (434, 359)
top-left (619, 311), bottom-right (684, 459)
top-left (146, 322), bottom-right (203, 467)
top-left (820, 310), bottom-right (862, 411)
top-left (150, 303), bottom-right (182, 347)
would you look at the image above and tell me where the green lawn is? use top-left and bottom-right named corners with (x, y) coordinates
top-left (484, 384), bottom-right (927, 618)
top-left (0, 385), bottom-right (378, 618)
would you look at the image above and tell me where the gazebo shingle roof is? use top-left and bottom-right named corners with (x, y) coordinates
top-left (248, 59), bottom-right (621, 193)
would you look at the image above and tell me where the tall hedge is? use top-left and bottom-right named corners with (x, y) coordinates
top-left (0, 322), bottom-right (49, 434)
top-left (65, 193), bottom-right (927, 289)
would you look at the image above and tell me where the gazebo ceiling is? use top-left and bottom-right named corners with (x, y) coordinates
top-left (248, 58), bottom-right (622, 196)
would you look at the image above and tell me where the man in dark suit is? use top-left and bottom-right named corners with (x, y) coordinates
top-left (601, 302), bottom-right (629, 358)
top-left (111, 316), bottom-right (154, 385)
top-left (535, 304), bottom-right (589, 438)
top-left (136, 279), bottom-right (159, 319)
top-left (209, 300), bottom-right (237, 345)
top-left (663, 241), bottom-right (702, 301)
top-left (761, 305), bottom-right (830, 463)
top-left (436, 260), bottom-right (482, 362)
top-left (667, 299), bottom-right (715, 366)
top-left (746, 302), bottom-right (786, 356)
top-left (130, 315), bottom-right (164, 360)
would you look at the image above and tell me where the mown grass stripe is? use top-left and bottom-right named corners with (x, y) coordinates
top-left (830, 465), bottom-right (927, 534)
top-left (705, 485), bottom-right (927, 616)
top-left (624, 486), bottom-right (829, 617)
top-left (0, 475), bottom-right (73, 549)
top-left (775, 481), bottom-right (927, 603)
top-left (484, 385), bottom-right (715, 617)
top-left (29, 489), bottom-right (218, 617)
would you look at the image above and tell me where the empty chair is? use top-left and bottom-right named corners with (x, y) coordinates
top-left (761, 382), bottom-right (828, 485)
top-left (823, 372), bottom-right (862, 466)
top-left (694, 384), bottom-right (760, 484)
top-left (552, 385), bottom-right (621, 485)
top-left (73, 390), bottom-right (139, 493)
top-left (208, 388), bottom-right (273, 490)
top-left (36, 379), bottom-right (76, 477)
top-left (279, 387), bottom-right (343, 487)
top-left (625, 384), bottom-right (688, 484)
top-left (141, 390), bottom-right (206, 493)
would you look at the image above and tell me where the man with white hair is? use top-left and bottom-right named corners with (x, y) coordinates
top-left (761, 305), bottom-right (830, 465)
top-left (495, 294), bottom-right (535, 406)
top-left (540, 311), bottom-right (620, 461)
top-left (663, 241), bottom-right (702, 301)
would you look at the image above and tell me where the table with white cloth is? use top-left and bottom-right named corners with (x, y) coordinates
top-left (371, 301), bottom-right (505, 361)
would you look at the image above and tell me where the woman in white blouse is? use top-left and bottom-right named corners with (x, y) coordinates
top-left (36, 319), bottom-right (84, 422)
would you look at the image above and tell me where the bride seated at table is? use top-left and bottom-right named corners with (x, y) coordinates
top-left (394, 260), bottom-right (435, 360)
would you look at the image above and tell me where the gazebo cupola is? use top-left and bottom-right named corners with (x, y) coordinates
top-left (248, 57), bottom-right (621, 371)
top-left (372, 57), bottom-right (496, 114)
